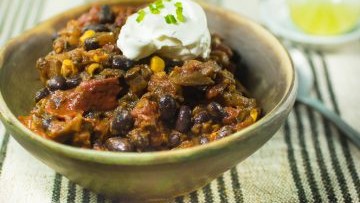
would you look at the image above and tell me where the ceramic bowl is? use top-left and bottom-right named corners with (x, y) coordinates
top-left (0, 0), bottom-right (296, 201)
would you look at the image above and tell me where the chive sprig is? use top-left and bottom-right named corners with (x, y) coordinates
top-left (136, 0), bottom-right (186, 24)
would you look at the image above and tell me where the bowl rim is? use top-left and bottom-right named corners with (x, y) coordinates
top-left (0, 0), bottom-right (296, 165)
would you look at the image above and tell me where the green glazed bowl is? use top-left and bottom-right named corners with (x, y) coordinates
top-left (0, 0), bottom-right (296, 201)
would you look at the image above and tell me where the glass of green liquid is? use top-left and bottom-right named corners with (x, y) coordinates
top-left (287, 0), bottom-right (360, 35)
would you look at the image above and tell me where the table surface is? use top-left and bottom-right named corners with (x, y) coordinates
top-left (0, 0), bottom-right (359, 202)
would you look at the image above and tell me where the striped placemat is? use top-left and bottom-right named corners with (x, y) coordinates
top-left (0, 0), bottom-right (359, 202)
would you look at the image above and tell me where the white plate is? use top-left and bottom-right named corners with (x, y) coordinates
top-left (259, 0), bottom-right (360, 49)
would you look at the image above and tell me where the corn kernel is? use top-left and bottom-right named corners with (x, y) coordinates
top-left (63, 59), bottom-right (73, 66)
top-left (250, 109), bottom-right (258, 121)
top-left (93, 55), bottom-right (101, 63)
top-left (92, 53), bottom-right (108, 63)
top-left (150, 56), bottom-right (165, 73)
top-left (61, 59), bottom-right (77, 77)
top-left (86, 63), bottom-right (102, 76)
top-left (80, 30), bottom-right (95, 43)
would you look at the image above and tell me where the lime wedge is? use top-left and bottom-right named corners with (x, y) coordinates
top-left (288, 1), bottom-right (360, 35)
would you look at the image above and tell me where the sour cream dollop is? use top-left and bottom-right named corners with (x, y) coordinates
top-left (117, 0), bottom-right (211, 61)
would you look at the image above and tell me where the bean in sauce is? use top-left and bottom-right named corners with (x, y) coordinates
top-left (105, 137), bottom-right (134, 152)
top-left (99, 5), bottom-right (114, 24)
top-left (199, 137), bottom-right (209, 145)
top-left (84, 38), bottom-right (100, 51)
top-left (66, 76), bottom-right (82, 89)
top-left (207, 102), bottom-right (227, 121)
top-left (159, 95), bottom-right (177, 121)
top-left (216, 126), bottom-right (234, 140)
top-left (47, 76), bottom-right (67, 91)
top-left (82, 24), bottom-right (110, 33)
top-left (175, 105), bottom-right (192, 133)
top-left (169, 131), bottom-right (182, 147)
top-left (35, 88), bottom-right (50, 102)
top-left (193, 111), bottom-right (211, 124)
top-left (111, 55), bottom-right (133, 70)
top-left (110, 110), bottom-right (134, 136)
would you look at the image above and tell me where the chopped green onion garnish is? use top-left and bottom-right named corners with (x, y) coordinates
top-left (175, 2), bottom-right (185, 22)
top-left (149, 0), bottom-right (164, 14)
top-left (155, 0), bottom-right (165, 9)
top-left (165, 16), bottom-right (171, 24)
top-left (174, 2), bottom-right (182, 8)
top-left (149, 4), bottom-right (160, 14)
top-left (136, 10), bottom-right (146, 23)
top-left (137, 0), bottom-right (185, 24)
top-left (176, 9), bottom-right (185, 22)
top-left (165, 14), bottom-right (177, 24)
top-left (157, 4), bottom-right (165, 9)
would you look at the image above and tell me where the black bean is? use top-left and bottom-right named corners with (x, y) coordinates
top-left (182, 86), bottom-right (206, 102)
top-left (164, 66), bottom-right (175, 74)
top-left (195, 85), bottom-right (208, 92)
top-left (112, 55), bottom-right (133, 70)
top-left (199, 137), bottom-right (209, 145)
top-left (128, 129), bottom-right (150, 151)
top-left (105, 137), bottom-right (134, 152)
top-left (159, 95), bottom-right (177, 121)
top-left (82, 24), bottom-right (110, 33)
top-left (83, 111), bottom-right (96, 119)
top-left (165, 59), bottom-right (183, 73)
top-left (175, 105), bottom-right (192, 133)
top-left (42, 117), bottom-right (52, 130)
top-left (35, 88), bottom-right (50, 102)
top-left (47, 76), bottom-right (67, 91)
top-left (84, 38), bottom-right (100, 51)
top-left (207, 102), bottom-right (227, 121)
top-left (193, 111), bottom-right (211, 124)
top-left (99, 5), bottom-right (114, 24)
top-left (110, 110), bottom-right (134, 136)
top-left (66, 76), bottom-right (82, 89)
top-left (216, 126), bottom-right (234, 140)
top-left (169, 131), bottom-right (182, 147)
top-left (166, 59), bottom-right (183, 67)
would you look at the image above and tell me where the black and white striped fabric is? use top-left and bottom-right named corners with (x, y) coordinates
top-left (0, 0), bottom-right (359, 202)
